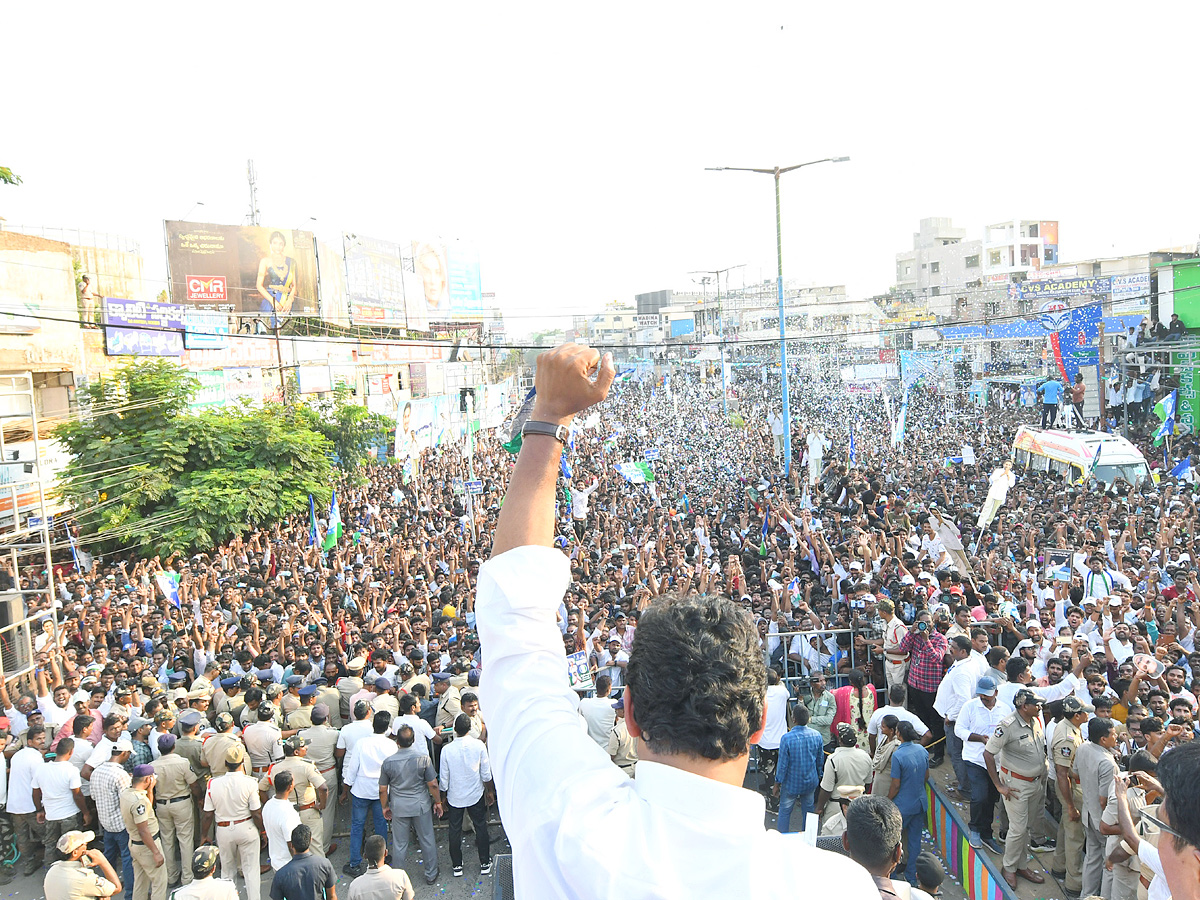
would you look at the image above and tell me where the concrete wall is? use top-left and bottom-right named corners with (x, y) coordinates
top-left (0, 232), bottom-right (85, 375)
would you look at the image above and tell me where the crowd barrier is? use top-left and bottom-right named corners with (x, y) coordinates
top-left (924, 778), bottom-right (1015, 900)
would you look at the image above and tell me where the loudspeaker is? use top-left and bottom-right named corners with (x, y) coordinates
top-left (492, 853), bottom-right (514, 900)
top-left (0, 593), bottom-right (34, 675)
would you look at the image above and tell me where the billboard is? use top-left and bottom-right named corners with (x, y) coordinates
top-left (183, 309), bottom-right (230, 350)
top-left (1110, 273), bottom-right (1151, 315)
top-left (190, 370), bottom-right (227, 410)
top-left (412, 239), bottom-right (451, 321)
top-left (223, 368), bottom-right (264, 406)
top-left (103, 298), bottom-right (184, 357)
top-left (1010, 276), bottom-right (1110, 301)
top-left (447, 239), bottom-right (483, 318)
top-left (316, 240), bottom-right (350, 327)
top-left (164, 221), bottom-right (318, 323)
top-left (343, 234), bottom-right (428, 330)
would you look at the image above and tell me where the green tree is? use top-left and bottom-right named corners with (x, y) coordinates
top-left (0, 167), bottom-right (20, 186)
top-left (56, 359), bottom-right (333, 554)
top-left (294, 386), bottom-right (392, 479)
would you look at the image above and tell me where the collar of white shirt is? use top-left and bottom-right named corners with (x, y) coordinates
top-left (632, 760), bottom-right (763, 823)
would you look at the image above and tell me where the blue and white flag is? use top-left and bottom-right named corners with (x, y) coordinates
top-left (891, 388), bottom-right (910, 447)
top-left (848, 427), bottom-right (857, 467)
top-left (155, 572), bottom-right (180, 609)
top-left (1154, 390), bottom-right (1178, 446)
top-left (561, 452), bottom-right (573, 480)
top-left (1170, 457), bottom-right (1192, 479)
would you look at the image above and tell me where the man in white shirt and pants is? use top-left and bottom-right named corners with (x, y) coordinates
top-left (262, 770), bottom-right (302, 872)
top-left (977, 460), bottom-right (1016, 530)
top-left (439, 714), bottom-right (493, 877)
top-left (476, 344), bottom-right (878, 900)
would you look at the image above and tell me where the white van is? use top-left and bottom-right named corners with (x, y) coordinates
top-left (1011, 426), bottom-right (1150, 487)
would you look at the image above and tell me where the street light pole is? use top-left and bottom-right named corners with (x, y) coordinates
top-left (706, 157), bottom-right (849, 480)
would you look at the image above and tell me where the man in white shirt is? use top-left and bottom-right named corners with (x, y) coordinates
top-left (866, 684), bottom-right (928, 755)
top-left (262, 770), bottom-right (302, 871)
top-left (569, 477), bottom-right (599, 540)
top-left (767, 411), bottom-right (784, 457)
top-left (439, 714), bottom-right (494, 878)
top-left (476, 344), bottom-right (878, 900)
top-left (597, 638), bottom-right (629, 689)
top-left (9, 724), bottom-right (46, 875)
top-left (806, 429), bottom-right (828, 486)
top-left (342, 712), bottom-right (395, 876)
top-left (578, 675), bottom-right (617, 750)
top-left (32, 736), bottom-right (89, 860)
top-left (954, 676), bottom-right (1010, 853)
top-left (977, 460), bottom-right (1016, 529)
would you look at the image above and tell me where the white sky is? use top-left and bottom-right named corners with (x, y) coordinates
top-left (4, 3), bottom-right (1199, 339)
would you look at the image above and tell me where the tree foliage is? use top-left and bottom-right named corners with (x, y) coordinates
top-left (294, 386), bottom-right (392, 479)
top-left (55, 359), bottom-right (333, 555)
top-left (0, 167), bottom-right (20, 186)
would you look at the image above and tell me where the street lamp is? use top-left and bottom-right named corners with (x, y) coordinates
top-left (706, 157), bottom-right (850, 479)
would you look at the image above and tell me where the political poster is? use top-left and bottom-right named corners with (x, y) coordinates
top-left (343, 233), bottom-right (428, 330)
top-left (164, 221), bottom-right (318, 322)
top-left (1045, 548), bottom-right (1073, 582)
top-left (567, 650), bottom-right (594, 692)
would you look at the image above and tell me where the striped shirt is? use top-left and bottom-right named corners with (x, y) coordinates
top-left (775, 725), bottom-right (824, 796)
top-left (898, 628), bottom-right (949, 693)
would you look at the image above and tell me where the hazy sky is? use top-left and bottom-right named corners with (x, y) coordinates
top-left (5, 3), bottom-right (1199, 339)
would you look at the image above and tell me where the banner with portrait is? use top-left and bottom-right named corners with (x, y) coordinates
top-left (164, 221), bottom-right (318, 322)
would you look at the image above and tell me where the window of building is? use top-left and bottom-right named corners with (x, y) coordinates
top-left (965, 254), bottom-right (980, 268)
top-left (1028, 223), bottom-right (1039, 237)
top-left (985, 300), bottom-right (1001, 316)
top-left (921, 263), bottom-right (927, 269)
top-left (989, 249), bottom-right (1003, 266)
top-left (904, 265), bottom-right (912, 276)
top-left (930, 261), bottom-right (940, 274)
top-left (930, 286), bottom-right (940, 297)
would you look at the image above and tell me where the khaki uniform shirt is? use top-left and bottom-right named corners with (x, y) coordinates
top-left (173, 874), bottom-right (238, 900)
top-left (43, 859), bottom-right (119, 899)
top-left (1050, 719), bottom-right (1084, 794)
top-left (200, 732), bottom-right (249, 777)
top-left (281, 693), bottom-right (300, 715)
top-left (259, 757), bottom-right (326, 806)
top-left (820, 746), bottom-right (873, 794)
top-left (435, 686), bottom-right (462, 731)
top-left (314, 687), bottom-right (343, 728)
top-left (192, 675), bottom-right (214, 697)
top-left (606, 718), bottom-right (638, 774)
top-left (338, 677), bottom-right (364, 721)
top-left (345, 864), bottom-right (415, 900)
top-left (372, 693), bottom-right (400, 720)
top-left (119, 786), bottom-right (158, 839)
top-left (212, 691), bottom-right (238, 722)
top-left (285, 706), bottom-right (313, 731)
top-left (202, 771), bottom-right (260, 821)
top-left (242, 722), bottom-right (283, 769)
top-left (150, 753), bottom-right (197, 801)
top-left (984, 711), bottom-right (1045, 778)
top-left (176, 736), bottom-right (209, 779)
top-left (299, 725), bottom-right (339, 773)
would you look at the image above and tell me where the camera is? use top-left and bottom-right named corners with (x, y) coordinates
top-left (917, 621), bottom-right (930, 633)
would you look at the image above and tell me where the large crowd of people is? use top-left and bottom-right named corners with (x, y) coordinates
top-left (5, 339), bottom-right (1200, 900)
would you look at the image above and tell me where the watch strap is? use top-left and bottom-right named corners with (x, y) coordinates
top-left (521, 420), bottom-right (569, 444)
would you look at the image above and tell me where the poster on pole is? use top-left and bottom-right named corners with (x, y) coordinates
top-left (1044, 548), bottom-right (1073, 582)
top-left (567, 651), bottom-right (594, 693)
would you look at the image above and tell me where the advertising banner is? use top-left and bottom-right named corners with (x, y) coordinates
top-left (191, 370), bottom-right (227, 410)
top-left (409, 362), bottom-right (428, 399)
top-left (447, 239), bottom-right (483, 319)
top-left (1042, 301), bottom-right (1101, 384)
top-left (164, 221), bottom-right (318, 323)
top-left (1175, 350), bottom-right (1200, 435)
top-left (1110, 273), bottom-right (1151, 315)
top-left (396, 397), bottom-right (436, 460)
top-left (412, 239), bottom-right (451, 320)
top-left (103, 298), bottom-right (184, 357)
top-left (316, 240), bottom-right (351, 327)
top-left (344, 233), bottom-right (428, 330)
top-left (183, 309), bottom-right (230, 350)
top-left (1010, 276), bottom-right (1110, 301)
top-left (223, 367), bottom-right (264, 407)
top-left (297, 365), bottom-right (332, 394)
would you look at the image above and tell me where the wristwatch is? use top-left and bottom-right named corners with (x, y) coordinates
top-left (521, 420), bottom-right (569, 444)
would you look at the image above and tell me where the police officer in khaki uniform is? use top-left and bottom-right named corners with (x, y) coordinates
top-left (200, 713), bottom-right (249, 777)
top-left (299, 703), bottom-right (340, 856)
top-left (211, 678), bottom-right (244, 724)
top-left (200, 745), bottom-right (264, 900)
top-left (172, 846), bottom-right (237, 900)
top-left (312, 677), bottom-right (343, 729)
top-left (281, 676), bottom-right (303, 716)
top-left (984, 689), bottom-right (1048, 890)
top-left (120, 764), bottom-right (168, 900)
top-left (1050, 696), bottom-right (1091, 899)
top-left (243, 705), bottom-right (284, 778)
top-left (285, 685), bottom-right (318, 730)
top-left (258, 736), bottom-right (329, 856)
top-left (149, 734), bottom-right (198, 887)
top-left (338, 658), bottom-right (367, 722)
top-left (191, 662), bottom-right (220, 699)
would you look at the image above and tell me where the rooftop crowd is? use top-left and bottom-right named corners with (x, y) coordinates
top-left (6, 340), bottom-right (1200, 900)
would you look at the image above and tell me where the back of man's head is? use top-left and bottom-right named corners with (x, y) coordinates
top-left (290, 824), bottom-right (312, 854)
top-left (1157, 740), bottom-right (1200, 854)
top-left (454, 713), bottom-right (471, 737)
top-left (397, 725), bottom-right (415, 748)
top-left (363, 833), bottom-right (386, 866)
top-left (625, 594), bottom-right (765, 761)
top-left (843, 796), bottom-right (902, 876)
top-left (794, 703), bottom-right (809, 727)
top-left (888, 684), bottom-right (906, 706)
top-left (372, 711), bottom-right (392, 734)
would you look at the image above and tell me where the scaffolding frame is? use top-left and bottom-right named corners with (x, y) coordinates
top-left (0, 372), bottom-right (60, 680)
